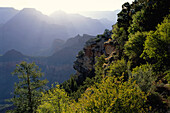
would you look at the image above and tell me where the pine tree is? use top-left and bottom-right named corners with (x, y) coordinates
top-left (9, 61), bottom-right (48, 113)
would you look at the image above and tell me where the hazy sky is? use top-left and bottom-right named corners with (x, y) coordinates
top-left (0, 0), bottom-right (134, 15)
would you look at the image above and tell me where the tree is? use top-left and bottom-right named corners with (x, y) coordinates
top-left (9, 61), bottom-right (48, 113)
top-left (117, 2), bottom-right (131, 30)
top-left (131, 64), bottom-right (156, 93)
top-left (128, 10), bottom-right (145, 34)
top-left (107, 59), bottom-right (131, 80)
top-left (124, 31), bottom-right (147, 67)
top-left (94, 55), bottom-right (106, 82)
top-left (112, 24), bottom-right (128, 58)
top-left (141, 14), bottom-right (170, 71)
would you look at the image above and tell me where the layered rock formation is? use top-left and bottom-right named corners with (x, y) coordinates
top-left (73, 30), bottom-right (115, 84)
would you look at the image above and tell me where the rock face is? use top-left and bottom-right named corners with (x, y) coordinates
top-left (104, 39), bottom-right (115, 56)
top-left (73, 30), bottom-right (115, 84)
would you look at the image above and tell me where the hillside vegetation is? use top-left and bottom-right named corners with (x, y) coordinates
top-left (6, 0), bottom-right (170, 112)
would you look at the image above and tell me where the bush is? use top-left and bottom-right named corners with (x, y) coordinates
top-left (37, 85), bottom-right (72, 113)
top-left (132, 64), bottom-right (156, 93)
top-left (72, 76), bottom-right (150, 113)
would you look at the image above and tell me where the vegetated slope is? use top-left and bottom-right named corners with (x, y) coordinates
top-left (58, 0), bottom-right (170, 112)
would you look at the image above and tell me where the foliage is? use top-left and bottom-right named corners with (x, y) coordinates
top-left (61, 75), bottom-right (78, 97)
top-left (112, 25), bottom-right (128, 58)
top-left (43, 1), bottom-right (170, 112)
top-left (124, 31), bottom-right (147, 62)
top-left (0, 104), bottom-right (13, 113)
top-left (94, 55), bottom-right (106, 82)
top-left (37, 85), bottom-right (72, 113)
top-left (141, 14), bottom-right (170, 71)
top-left (140, 0), bottom-right (170, 31)
top-left (117, 2), bottom-right (131, 30)
top-left (131, 64), bottom-right (156, 93)
top-left (62, 55), bottom-right (106, 101)
top-left (128, 10), bottom-right (145, 34)
top-left (102, 29), bottom-right (112, 39)
top-left (112, 25), bottom-right (128, 42)
top-left (8, 61), bottom-right (48, 113)
top-left (107, 59), bottom-right (130, 80)
top-left (72, 76), bottom-right (150, 113)
top-left (164, 70), bottom-right (170, 84)
top-left (77, 50), bottom-right (84, 57)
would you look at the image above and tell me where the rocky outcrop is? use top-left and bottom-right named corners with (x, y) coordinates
top-left (73, 30), bottom-right (115, 83)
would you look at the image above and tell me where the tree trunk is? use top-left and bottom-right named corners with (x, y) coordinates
top-left (27, 74), bottom-right (33, 113)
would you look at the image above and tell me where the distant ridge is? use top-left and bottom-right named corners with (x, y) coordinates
top-left (0, 49), bottom-right (26, 62)
top-left (78, 10), bottom-right (120, 23)
top-left (0, 7), bottom-right (118, 56)
top-left (3, 49), bottom-right (23, 57)
top-left (0, 7), bottom-right (19, 24)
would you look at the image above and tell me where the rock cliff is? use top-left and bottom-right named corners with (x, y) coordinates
top-left (73, 29), bottom-right (116, 84)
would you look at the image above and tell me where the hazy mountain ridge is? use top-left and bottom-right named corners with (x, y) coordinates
top-left (0, 7), bottom-right (19, 24)
top-left (0, 8), bottom-right (116, 56)
top-left (50, 11), bottom-right (106, 36)
top-left (0, 8), bottom-right (68, 55)
top-left (79, 10), bottom-right (120, 22)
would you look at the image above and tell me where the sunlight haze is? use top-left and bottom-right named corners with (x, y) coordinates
top-left (0, 0), bottom-right (134, 15)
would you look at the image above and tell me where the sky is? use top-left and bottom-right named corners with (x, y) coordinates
top-left (0, 0), bottom-right (134, 15)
